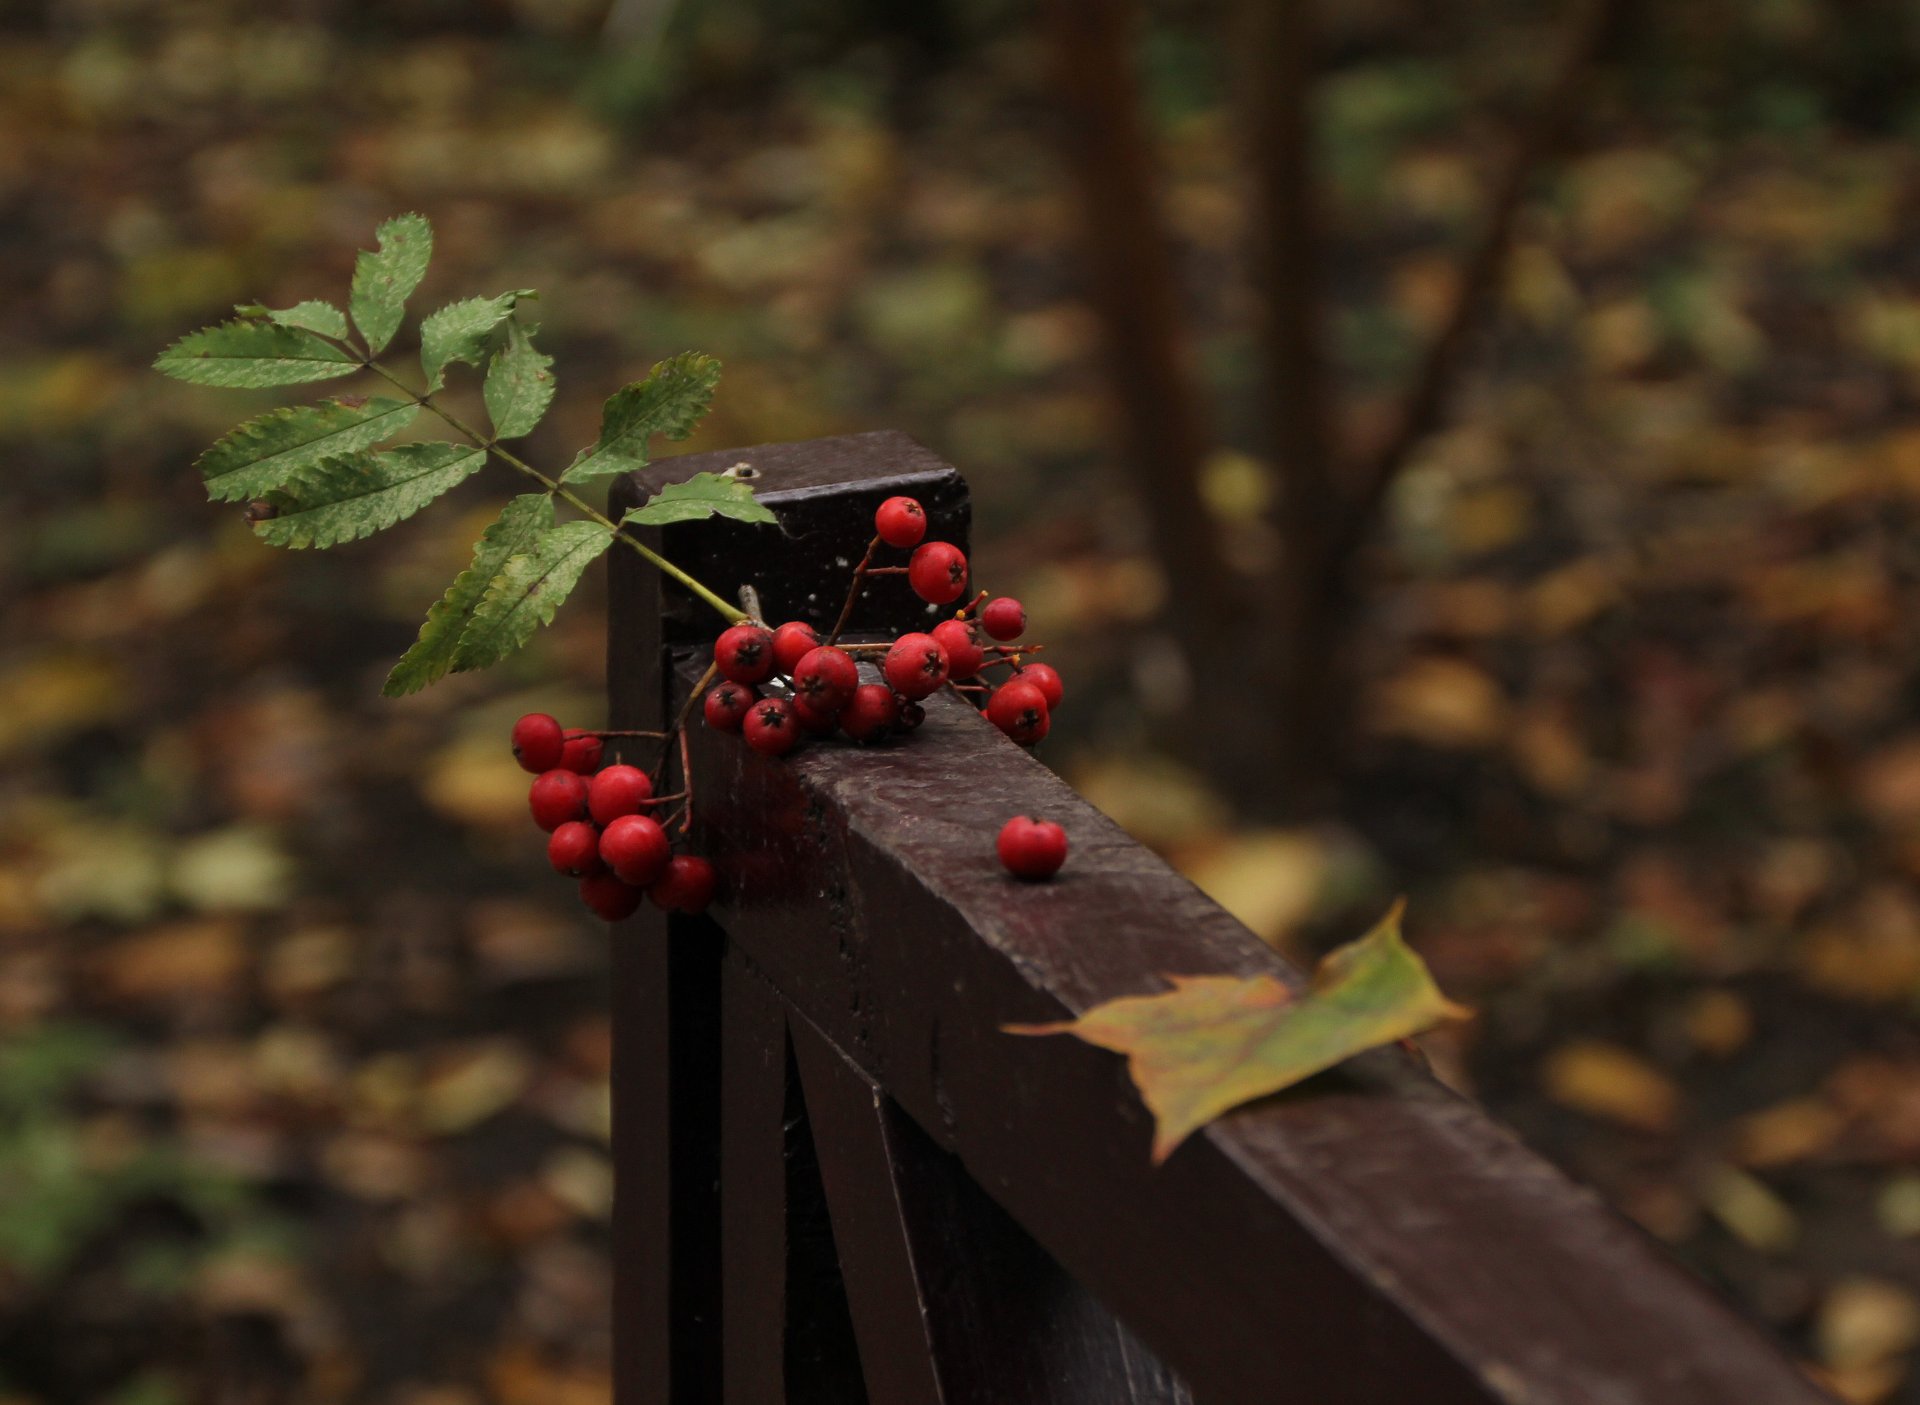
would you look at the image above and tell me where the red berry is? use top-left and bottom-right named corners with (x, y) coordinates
top-left (897, 700), bottom-right (926, 731)
top-left (986, 680), bottom-right (1049, 746)
top-left (874, 496), bottom-right (928, 549)
top-left (793, 645), bottom-right (858, 714)
top-left (600, 813), bottom-right (671, 886)
top-left (580, 871), bottom-right (646, 921)
top-left (548, 821), bottom-right (604, 877)
top-left (930, 619), bottom-right (984, 679)
top-left (839, 684), bottom-right (899, 743)
top-left (1015, 661), bottom-right (1063, 710)
top-left (743, 697), bottom-right (800, 757)
top-left (511, 713), bottom-right (565, 774)
top-left (588, 764), bottom-right (654, 825)
top-left (790, 694), bottom-right (840, 736)
top-left (980, 597), bottom-right (1026, 641)
top-left (908, 542), bottom-right (968, 605)
top-left (997, 816), bottom-right (1068, 880)
top-left (884, 633), bottom-right (950, 700)
top-left (649, 854), bottom-right (717, 914)
top-left (703, 681), bottom-right (757, 733)
top-left (770, 620), bottom-right (821, 675)
top-left (529, 770), bottom-right (590, 831)
top-left (560, 728), bottom-right (603, 773)
top-left (714, 623), bottom-right (775, 685)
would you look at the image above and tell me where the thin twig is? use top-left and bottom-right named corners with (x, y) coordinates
top-left (652, 661), bottom-right (718, 791)
top-left (825, 535), bottom-right (882, 645)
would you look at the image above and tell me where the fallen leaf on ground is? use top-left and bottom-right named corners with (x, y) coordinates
top-left (1006, 902), bottom-right (1470, 1163)
top-left (1541, 1040), bottom-right (1683, 1133)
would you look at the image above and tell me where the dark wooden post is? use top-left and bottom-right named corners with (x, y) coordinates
top-left (608, 433), bottom-right (1836, 1405)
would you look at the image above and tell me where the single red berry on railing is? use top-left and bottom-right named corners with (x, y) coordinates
top-left (714, 623), bottom-right (776, 684)
top-left (986, 680), bottom-right (1049, 746)
top-left (530, 769), bottom-right (591, 831)
top-left (874, 496), bottom-right (927, 549)
top-left (908, 542), bottom-right (968, 605)
top-left (600, 813), bottom-right (671, 886)
top-left (703, 681), bottom-right (757, 732)
top-left (560, 728), bottom-right (604, 773)
top-left (884, 632), bottom-right (951, 699)
top-left (650, 854), bottom-right (717, 914)
top-left (580, 871), bottom-right (646, 921)
top-left (839, 684), bottom-right (899, 743)
top-left (997, 816), bottom-right (1068, 880)
top-left (548, 820), bottom-right (604, 877)
top-left (931, 618), bottom-right (985, 679)
top-left (512, 713), bottom-right (566, 774)
top-left (981, 597), bottom-right (1027, 641)
top-left (770, 620), bottom-right (821, 675)
top-left (588, 764), bottom-right (655, 825)
top-left (793, 645), bottom-right (858, 714)
top-left (743, 697), bottom-right (801, 756)
top-left (1015, 661), bottom-right (1064, 710)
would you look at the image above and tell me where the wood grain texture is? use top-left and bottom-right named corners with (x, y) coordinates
top-left (610, 434), bottom-right (1836, 1405)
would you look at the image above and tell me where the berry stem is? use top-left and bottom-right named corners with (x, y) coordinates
top-left (360, 359), bottom-right (748, 626)
top-left (579, 729), bottom-right (668, 739)
top-left (652, 660), bottom-right (719, 791)
top-left (824, 534), bottom-right (881, 646)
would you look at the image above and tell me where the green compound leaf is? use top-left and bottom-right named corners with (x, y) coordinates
top-left (196, 396), bottom-right (418, 503)
top-left (153, 319), bottom-right (358, 388)
top-left (623, 471), bottom-right (776, 528)
top-left (255, 442), bottom-right (486, 550)
top-left (483, 321), bottom-right (556, 440)
top-left (349, 213), bottom-right (433, 356)
top-left (236, 300), bottom-right (350, 340)
top-left (419, 291), bottom-right (534, 392)
top-left (452, 519), bottom-right (615, 672)
top-left (1006, 902), bottom-right (1471, 1163)
top-left (384, 493), bottom-right (556, 696)
top-left (561, 352), bottom-right (722, 484)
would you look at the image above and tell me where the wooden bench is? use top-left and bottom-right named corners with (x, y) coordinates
top-left (605, 432), bottom-right (1831, 1404)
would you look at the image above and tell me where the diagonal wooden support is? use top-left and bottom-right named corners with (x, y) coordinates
top-left (792, 1011), bottom-right (1191, 1404)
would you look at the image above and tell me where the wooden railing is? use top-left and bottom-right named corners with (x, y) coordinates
top-left (605, 432), bottom-right (1832, 1404)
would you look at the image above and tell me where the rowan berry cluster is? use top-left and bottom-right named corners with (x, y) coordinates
top-left (512, 712), bottom-right (716, 921)
top-left (701, 495), bottom-right (1066, 762)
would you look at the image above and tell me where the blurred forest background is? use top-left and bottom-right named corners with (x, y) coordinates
top-left (8, 0), bottom-right (1920, 1400)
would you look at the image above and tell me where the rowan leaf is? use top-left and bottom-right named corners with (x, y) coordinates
top-left (560, 352), bottom-right (721, 484)
top-left (254, 442), bottom-right (486, 549)
top-left (153, 319), bottom-right (358, 388)
top-left (419, 291), bottom-right (534, 392)
top-left (349, 212), bottom-right (433, 356)
top-left (384, 494), bottom-right (557, 696)
top-left (1006, 902), bottom-right (1470, 1163)
top-left (483, 321), bottom-right (556, 440)
top-left (451, 520), bottom-right (615, 671)
top-left (236, 299), bottom-right (350, 340)
top-left (195, 396), bottom-right (418, 503)
top-left (622, 471), bottom-right (776, 528)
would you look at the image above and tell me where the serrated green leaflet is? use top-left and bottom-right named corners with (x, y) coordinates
top-left (196, 397), bottom-right (417, 503)
top-left (154, 320), bottom-right (359, 388)
top-left (483, 322), bottom-right (556, 440)
top-left (235, 300), bottom-right (350, 340)
top-left (420, 291), bottom-right (534, 392)
top-left (384, 493), bottom-right (556, 696)
top-left (256, 442), bottom-right (486, 549)
top-left (623, 472), bottom-right (776, 528)
top-left (349, 213), bottom-right (433, 356)
top-left (452, 520), bottom-right (614, 671)
top-left (561, 352), bottom-right (722, 484)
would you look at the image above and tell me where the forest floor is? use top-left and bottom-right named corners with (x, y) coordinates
top-left (6, 9), bottom-right (1920, 1403)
